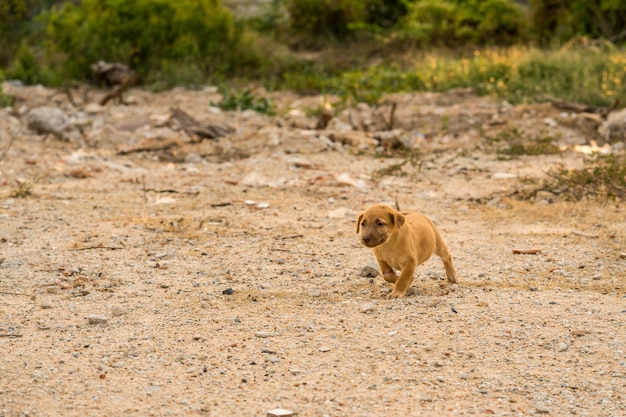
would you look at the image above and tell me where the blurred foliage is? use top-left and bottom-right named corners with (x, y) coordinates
top-left (397, 0), bottom-right (526, 47)
top-left (0, 0), bottom-right (67, 67)
top-left (530, 0), bottom-right (626, 45)
top-left (284, 0), bottom-right (366, 47)
top-left (1, 0), bottom-right (626, 103)
top-left (44, 0), bottom-right (241, 83)
top-left (212, 87), bottom-right (275, 114)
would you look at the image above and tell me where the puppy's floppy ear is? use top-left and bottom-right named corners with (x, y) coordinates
top-left (389, 210), bottom-right (406, 228)
top-left (356, 213), bottom-right (364, 233)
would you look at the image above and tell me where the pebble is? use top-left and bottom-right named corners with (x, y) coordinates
top-left (267, 409), bottom-right (293, 417)
top-left (111, 306), bottom-right (124, 317)
top-left (40, 300), bottom-right (53, 309)
top-left (309, 289), bottom-right (321, 297)
top-left (358, 266), bottom-right (379, 278)
top-left (557, 342), bottom-right (568, 352)
top-left (260, 283), bottom-right (271, 289)
top-left (360, 302), bottom-right (376, 313)
top-left (46, 286), bottom-right (59, 294)
top-left (87, 314), bottom-right (108, 325)
top-left (319, 347), bottom-right (331, 352)
top-left (255, 331), bottom-right (273, 338)
top-left (535, 405), bottom-right (551, 414)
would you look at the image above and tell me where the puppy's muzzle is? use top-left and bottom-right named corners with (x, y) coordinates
top-left (361, 234), bottom-right (383, 247)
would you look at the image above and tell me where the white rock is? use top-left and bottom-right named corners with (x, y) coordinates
top-left (360, 302), bottom-right (376, 313)
top-left (25, 106), bottom-right (71, 138)
top-left (88, 314), bottom-right (108, 324)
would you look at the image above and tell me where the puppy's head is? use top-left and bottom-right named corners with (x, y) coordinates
top-left (356, 204), bottom-right (406, 248)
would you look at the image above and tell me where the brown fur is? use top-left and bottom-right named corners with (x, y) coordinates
top-left (357, 204), bottom-right (457, 298)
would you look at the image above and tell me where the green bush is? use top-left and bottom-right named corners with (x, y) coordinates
top-left (212, 87), bottom-right (275, 114)
top-left (285, 0), bottom-right (366, 46)
top-left (44, 0), bottom-right (241, 84)
top-left (0, 0), bottom-right (28, 66)
top-left (399, 0), bottom-right (526, 47)
top-left (530, 0), bottom-right (626, 45)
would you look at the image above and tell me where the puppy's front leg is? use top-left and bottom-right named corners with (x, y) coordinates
top-left (377, 259), bottom-right (397, 283)
top-left (389, 262), bottom-right (416, 298)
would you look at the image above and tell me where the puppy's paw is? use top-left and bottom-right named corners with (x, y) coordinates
top-left (388, 290), bottom-right (406, 299)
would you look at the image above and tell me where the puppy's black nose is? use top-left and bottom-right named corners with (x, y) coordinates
top-left (362, 235), bottom-right (371, 244)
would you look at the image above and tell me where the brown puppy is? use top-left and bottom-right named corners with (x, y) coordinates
top-left (357, 204), bottom-right (457, 298)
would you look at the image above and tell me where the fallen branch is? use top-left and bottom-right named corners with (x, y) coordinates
top-left (69, 246), bottom-right (125, 251)
top-left (170, 107), bottom-right (234, 140)
top-left (512, 248), bottom-right (542, 255)
top-left (542, 94), bottom-right (619, 117)
top-left (0, 290), bottom-right (31, 296)
top-left (117, 137), bottom-right (182, 155)
top-left (144, 188), bottom-right (199, 195)
top-left (100, 76), bottom-right (134, 105)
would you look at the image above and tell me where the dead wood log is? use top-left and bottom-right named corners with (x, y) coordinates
top-left (542, 94), bottom-right (619, 118)
top-left (100, 76), bottom-right (134, 106)
top-left (170, 107), bottom-right (234, 140)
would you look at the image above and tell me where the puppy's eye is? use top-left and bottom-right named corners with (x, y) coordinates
top-left (361, 221), bottom-right (366, 226)
top-left (376, 221), bottom-right (384, 227)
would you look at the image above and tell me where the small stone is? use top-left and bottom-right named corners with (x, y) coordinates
top-left (46, 286), bottom-right (59, 294)
top-left (319, 347), bottom-right (331, 352)
top-left (87, 314), bottom-right (108, 325)
top-left (535, 405), bottom-right (550, 414)
top-left (222, 288), bottom-right (234, 295)
top-left (493, 172), bottom-right (516, 179)
top-left (267, 409), bottom-right (293, 417)
top-left (255, 331), bottom-right (272, 338)
top-left (309, 289), bottom-right (321, 297)
top-left (557, 342), bottom-right (568, 352)
top-left (358, 266), bottom-right (379, 278)
top-left (328, 207), bottom-right (352, 219)
top-left (111, 306), bottom-right (124, 317)
top-left (260, 283), bottom-right (271, 289)
top-left (620, 253), bottom-right (626, 259)
top-left (40, 300), bottom-right (53, 309)
top-left (360, 302), bottom-right (376, 313)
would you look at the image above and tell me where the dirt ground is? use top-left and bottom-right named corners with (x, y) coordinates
top-left (0, 83), bottom-right (625, 417)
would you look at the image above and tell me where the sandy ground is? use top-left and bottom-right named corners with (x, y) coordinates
top-left (0, 84), bottom-right (624, 417)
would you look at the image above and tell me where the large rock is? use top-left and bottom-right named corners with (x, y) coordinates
top-left (25, 106), bottom-right (73, 139)
top-left (601, 108), bottom-right (626, 143)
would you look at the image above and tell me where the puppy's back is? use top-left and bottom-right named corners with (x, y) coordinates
top-left (403, 212), bottom-right (437, 264)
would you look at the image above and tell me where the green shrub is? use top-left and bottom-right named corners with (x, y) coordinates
top-left (530, 0), bottom-right (626, 45)
top-left (285, 0), bottom-right (366, 46)
top-left (399, 0), bottom-right (526, 47)
top-left (212, 87), bottom-right (275, 115)
top-left (0, 0), bottom-right (28, 66)
top-left (44, 0), bottom-right (240, 84)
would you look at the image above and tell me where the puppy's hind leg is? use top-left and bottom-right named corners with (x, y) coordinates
top-left (435, 237), bottom-right (457, 284)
